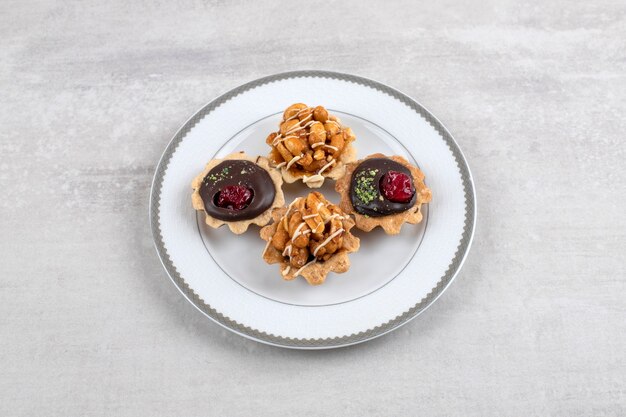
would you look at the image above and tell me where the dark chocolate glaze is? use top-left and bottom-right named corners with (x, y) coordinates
top-left (199, 159), bottom-right (276, 221)
top-left (349, 158), bottom-right (416, 217)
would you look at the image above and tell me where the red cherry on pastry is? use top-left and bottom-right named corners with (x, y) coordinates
top-left (216, 185), bottom-right (253, 210)
top-left (380, 171), bottom-right (415, 203)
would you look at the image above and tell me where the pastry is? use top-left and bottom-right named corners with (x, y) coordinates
top-left (335, 153), bottom-right (432, 234)
top-left (191, 152), bottom-right (284, 234)
top-left (266, 103), bottom-right (357, 188)
top-left (260, 192), bottom-right (360, 285)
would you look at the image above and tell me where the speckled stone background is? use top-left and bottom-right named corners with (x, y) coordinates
top-left (1, 1), bottom-right (624, 416)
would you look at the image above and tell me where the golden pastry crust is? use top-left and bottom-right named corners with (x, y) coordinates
top-left (335, 153), bottom-right (432, 235)
top-left (260, 192), bottom-right (360, 285)
top-left (266, 103), bottom-right (357, 188)
top-left (191, 152), bottom-right (285, 234)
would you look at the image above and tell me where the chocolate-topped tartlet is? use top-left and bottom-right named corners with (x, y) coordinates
top-left (192, 152), bottom-right (284, 234)
top-left (336, 153), bottom-right (432, 235)
top-left (199, 160), bottom-right (275, 221)
top-left (350, 158), bottom-right (417, 217)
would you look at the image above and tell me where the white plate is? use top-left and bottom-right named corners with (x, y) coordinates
top-left (150, 71), bottom-right (476, 349)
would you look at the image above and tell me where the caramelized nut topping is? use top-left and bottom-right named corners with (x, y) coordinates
top-left (266, 104), bottom-right (357, 187)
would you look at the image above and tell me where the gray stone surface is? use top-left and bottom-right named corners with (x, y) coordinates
top-left (1, 0), bottom-right (624, 415)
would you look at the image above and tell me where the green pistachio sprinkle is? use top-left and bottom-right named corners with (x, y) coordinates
top-left (353, 169), bottom-right (379, 205)
top-left (205, 165), bottom-right (233, 184)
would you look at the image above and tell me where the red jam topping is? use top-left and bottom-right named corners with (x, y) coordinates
top-left (380, 171), bottom-right (415, 203)
top-left (216, 185), bottom-right (253, 210)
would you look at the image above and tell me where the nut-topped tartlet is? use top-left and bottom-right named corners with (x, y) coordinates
top-left (335, 154), bottom-right (432, 235)
top-left (260, 192), bottom-right (360, 285)
top-left (266, 103), bottom-right (357, 188)
top-left (192, 152), bottom-right (284, 234)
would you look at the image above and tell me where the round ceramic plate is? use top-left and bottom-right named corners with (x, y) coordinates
top-left (150, 71), bottom-right (476, 349)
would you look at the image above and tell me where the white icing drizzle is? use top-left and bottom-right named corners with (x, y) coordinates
top-left (313, 228), bottom-right (344, 257)
top-left (262, 240), bottom-right (271, 256)
top-left (303, 174), bottom-right (325, 186)
top-left (311, 143), bottom-right (338, 152)
top-left (317, 159), bottom-right (336, 175)
top-left (324, 213), bottom-right (342, 224)
top-left (275, 161), bottom-right (286, 168)
top-left (272, 134), bottom-right (297, 146)
top-left (284, 198), bottom-right (300, 219)
top-left (286, 107), bottom-right (313, 122)
top-left (284, 119), bottom-right (315, 136)
top-left (299, 157), bottom-right (336, 185)
top-left (285, 107), bottom-right (309, 121)
top-left (272, 107), bottom-right (313, 146)
top-left (296, 113), bottom-right (313, 125)
top-left (282, 244), bottom-right (292, 257)
top-left (282, 266), bottom-right (291, 276)
top-left (302, 213), bottom-right (319, 219)
top-left (291, 222), bottom-right (307, 241)
top-left (293, 259), bottom-right (316, 277)
top-left (286, 154), bottom-right (302, 170)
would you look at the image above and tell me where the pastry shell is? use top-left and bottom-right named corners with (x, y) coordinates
top-left (260, 202), bottom-right (360, 286)
top-left (335, 153), bottom-right (432, 235)
top-left (191, 151), bottom-right (285, 234)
